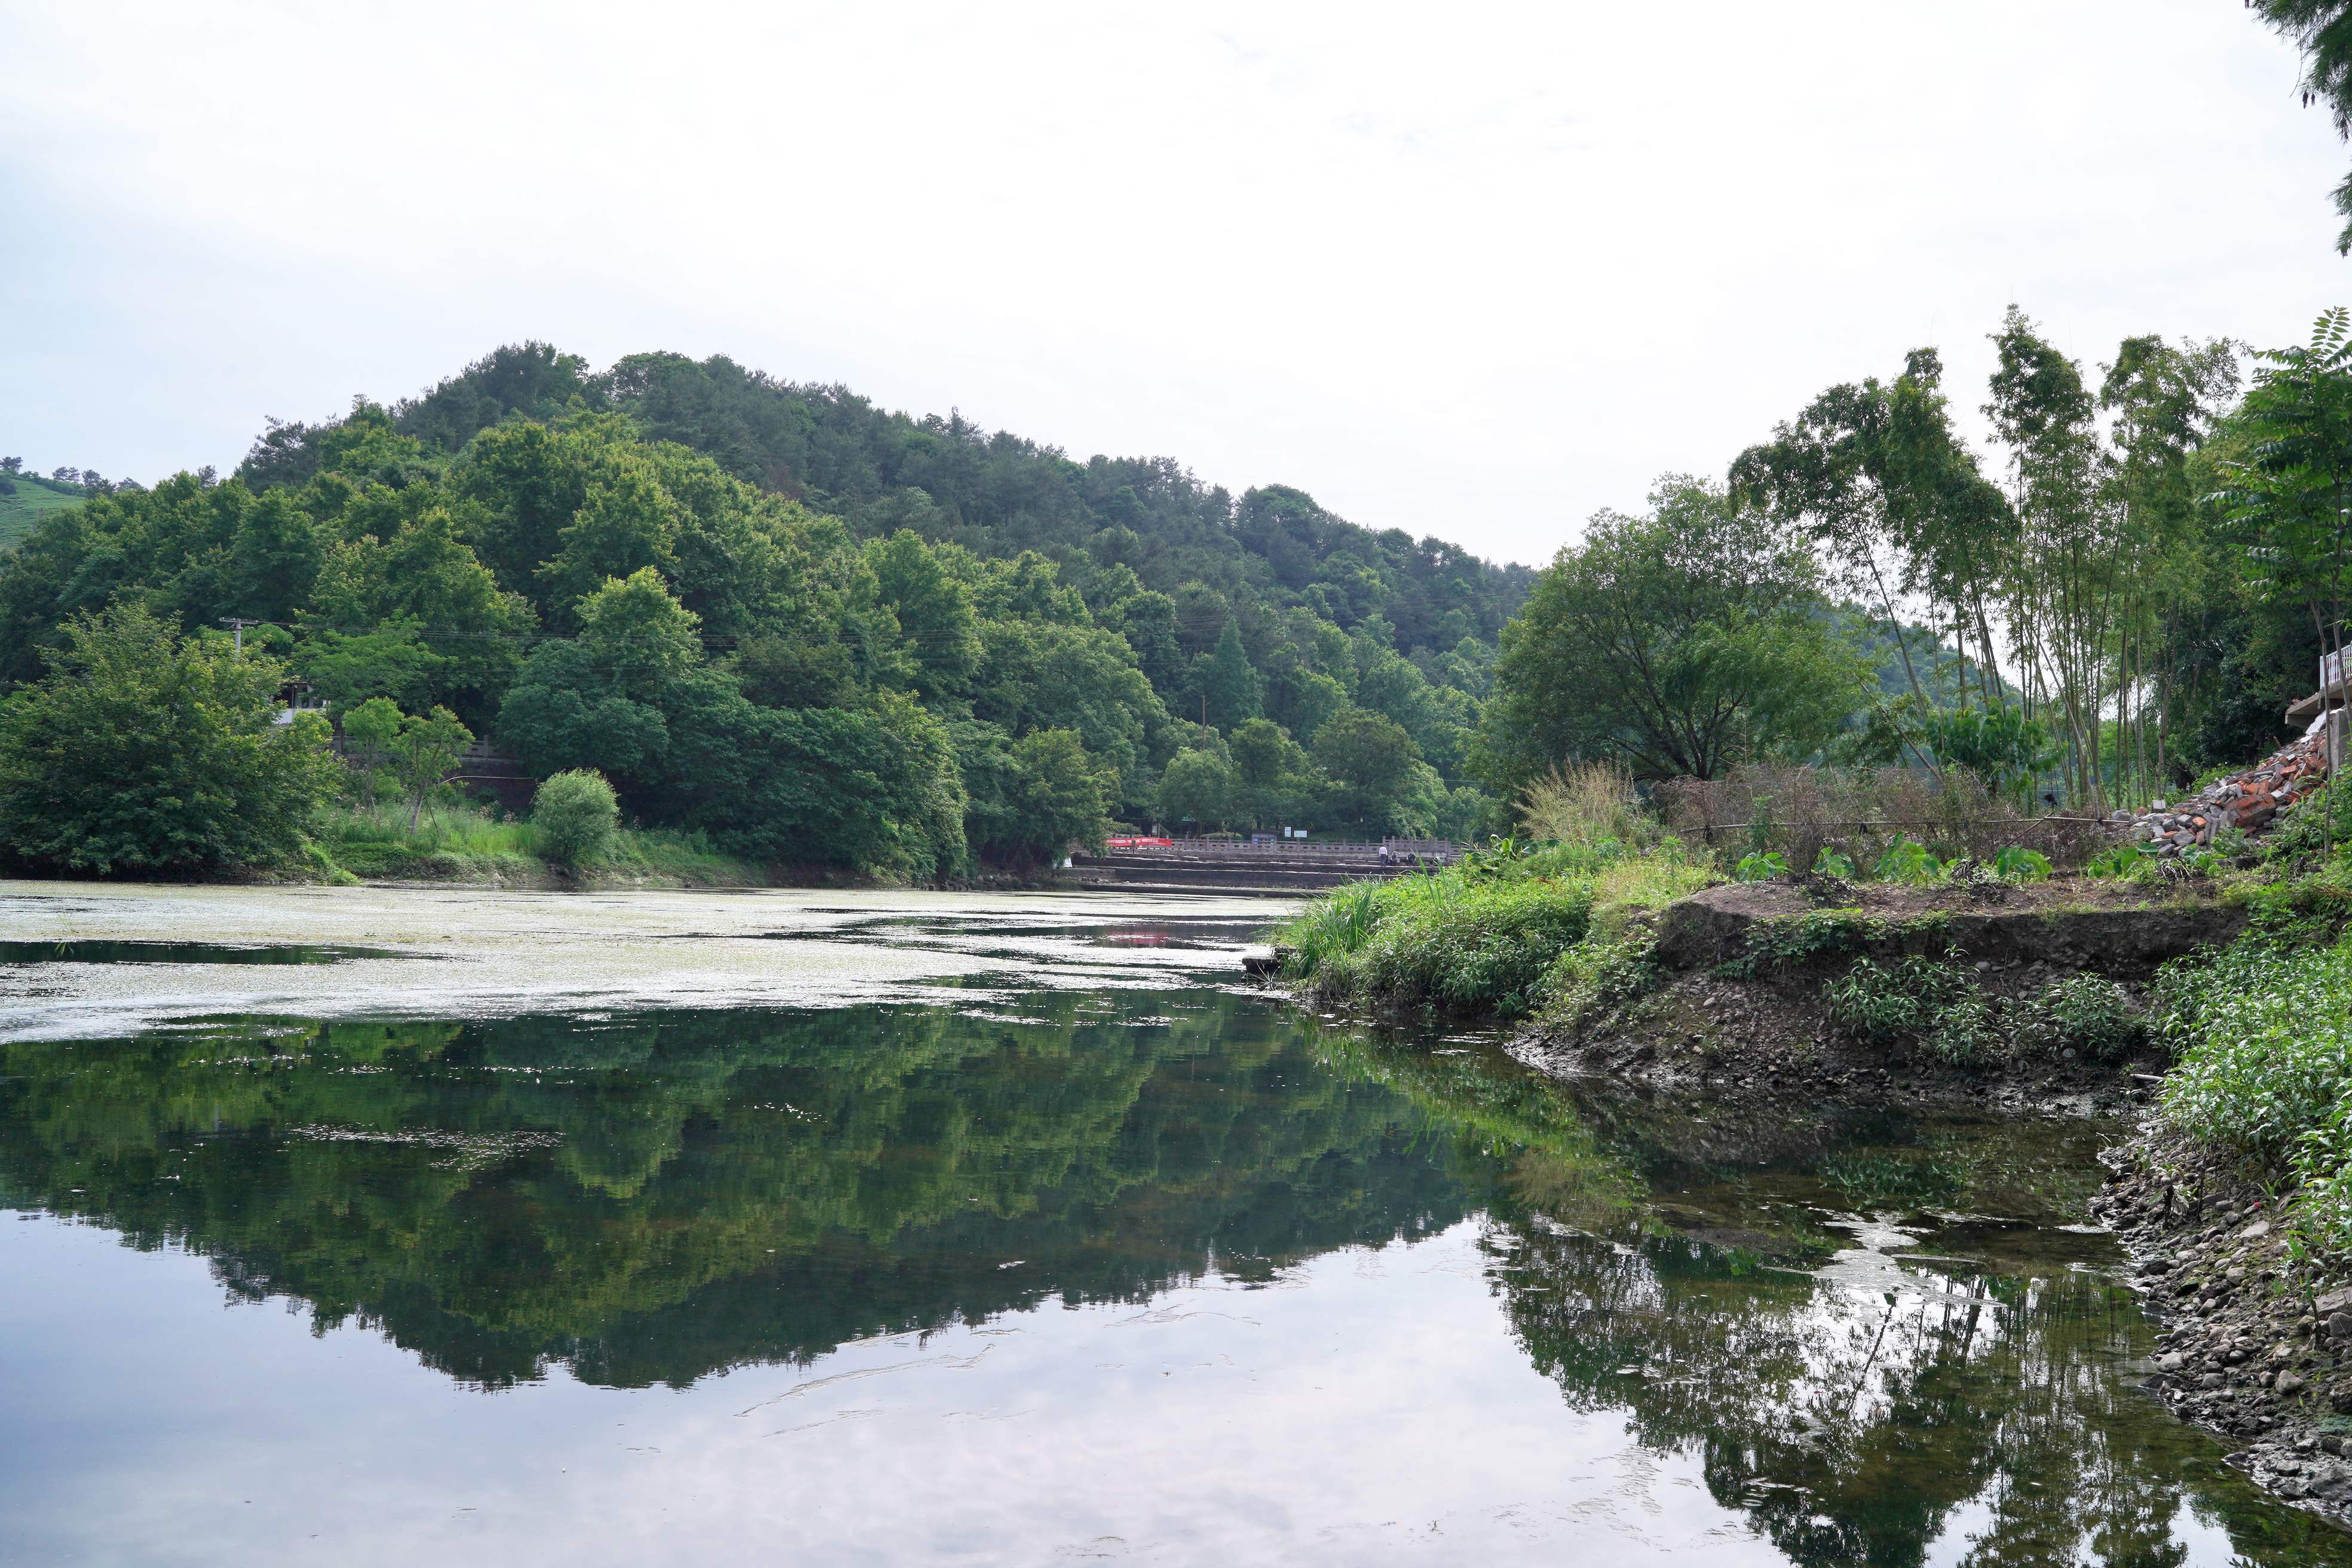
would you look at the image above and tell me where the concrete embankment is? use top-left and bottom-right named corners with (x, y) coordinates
top-left (1059, 844), bottom-right (1453, 896)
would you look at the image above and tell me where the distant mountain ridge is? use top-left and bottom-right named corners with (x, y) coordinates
top-left (237, 342), bottom-right (1536, 661)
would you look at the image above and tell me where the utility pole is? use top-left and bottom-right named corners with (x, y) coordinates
top-left (219, 617), bottom-right (262, 654)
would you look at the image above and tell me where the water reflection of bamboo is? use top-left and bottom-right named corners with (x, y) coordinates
top-left (1483, 1198), bottom-right (2302, 1563)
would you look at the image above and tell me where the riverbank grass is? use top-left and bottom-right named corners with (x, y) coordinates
top-left (1280, 838), bottom-right (1714, 1019)
top-left (305, 803), bottom-right (767, 887)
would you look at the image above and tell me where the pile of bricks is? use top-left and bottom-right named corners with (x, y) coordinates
top-left (2109, 734), bottom-right (2330, 856)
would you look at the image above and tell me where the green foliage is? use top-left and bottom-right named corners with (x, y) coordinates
top-left (2083, 841), bottom-right (2151, 879)
top-left (1538, 935), bottom-right (1659, 1030)
top-left (1156, 744), bottom-right (1233, 830)
top-left (1920, 706), bottom-right (2057, 806)
top-left (1189, 617), bottom-right (1264, 728)
top-left (1333, 879), bottom-right (1596, 1019)
top-left (340, 696), bottom-right (402, 810)
top-left (997, 728), bottom-right (1111, 868)
top-left (0, 344), bottom-right (1527, 879)
top-left (532, 769), bottom-right (619, 868)
top-left (1822, 954), bottom-right (1999, 1065)
top-left (2008, 975), bottom-right (2140, 1061)
top-left (1719, 908), bottom-right (1953, 979)
top-left (0, 607), bottom-right (339, 874)
top-left (1731, 347), bottom-right (2013, 754)
top-left (1477, 476), bottom-right (1868, 786)
top-left (1310, 706), bottom-right (1446, 835)
top-left (1734, 851), bottom-right (1787, 882)
top-left (390, 706), bottom-right (473, 831)
top-left (0, 467), bottom-right (88, 549)
top-left (1812, 847), bottom-right (1856, 878)
top-left (1991, 845), bottom-right (2053, 882)
top-left (308, 799), bottom-right (758, 886)
top-left (2148, 922), bottom-right (2352, 1257)
top-left (1873, 838), bottom-right (1942, 882)
top-left (2248, 4), bottom-right (2352, 252)
top-left (1282, 838), bottom-right (1711, 1021)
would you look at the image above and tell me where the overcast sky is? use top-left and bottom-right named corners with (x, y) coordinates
top-left (3, 1), bottom-right (2347, 567)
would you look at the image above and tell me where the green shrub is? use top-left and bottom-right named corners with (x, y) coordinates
top-left (1873, 839), bottom-right (1942, 883)
top-left (1539, 935), bottom-right (1659, 1028)
top-left (1734, 850), bottom-right (1787, 882)
top-left (533, 769), bottom-right (620, 868)
top-left (1281, 840), bottom-right (1711, 1020)
top-left (1821, 953), bottom-right (1998, 1065)
top-left (0, 606), bottom-right (341, 874)
top-left (1348, 880), bottom-right (1596, 1018)
top-left (1812, 848), bottom-right (1856, 878)
top-left (2008, 975), bottom-right (2139, 1061)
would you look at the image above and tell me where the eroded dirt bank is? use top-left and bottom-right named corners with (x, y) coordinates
top-left (1519, 878), bottom-right (2237, 1112)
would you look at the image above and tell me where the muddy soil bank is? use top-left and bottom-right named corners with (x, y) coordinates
top-left (1519, 878), bottom-right (2240, 1112)
top-left (1512, 963), bottom-right (2161, 1115)
top-left (1651, 877), bottom-right (2246, 973)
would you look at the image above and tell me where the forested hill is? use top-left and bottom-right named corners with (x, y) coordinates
top-left (0, 342), bottom-right (1529, 878)
top-left (238, 344), bottom-right (1535, 657)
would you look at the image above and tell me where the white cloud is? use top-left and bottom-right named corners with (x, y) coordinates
top-left (1, 0), bottom-right (2344, 564)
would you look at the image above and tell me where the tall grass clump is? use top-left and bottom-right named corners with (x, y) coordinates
top-left (308, 800), bottom-right (540, 878)
top-left (1280, 831), bottom-right (1712, 1021)
top-left (1517, 761), bottom-right (1651, 849)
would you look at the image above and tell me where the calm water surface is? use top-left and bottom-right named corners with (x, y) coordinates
top-left (1, 890), bottom-right (2347, 1565)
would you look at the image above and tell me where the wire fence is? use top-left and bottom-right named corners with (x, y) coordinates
top-left (1655, 767), bottom-right (2108, 871)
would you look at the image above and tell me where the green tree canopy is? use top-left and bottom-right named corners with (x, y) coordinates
top-left (1477, 478), bottom-right (1867, 785)
top-left (2250, 2), bottom-right (2352, 252)
top-left (0, 607), bottom-right (338, 873)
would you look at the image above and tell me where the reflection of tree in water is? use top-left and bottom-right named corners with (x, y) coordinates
top-left (1468, 1082), bottom-right (2352, 1566)
top-left (0, 994), bottom-right (1491, 1388)
top-left (8, 1003), bottom-right (2348, 1563)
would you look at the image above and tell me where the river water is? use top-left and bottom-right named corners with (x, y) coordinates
top-left (2, 882), bottom-right (2348, 1566)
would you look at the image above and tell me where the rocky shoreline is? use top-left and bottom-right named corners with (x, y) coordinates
top-left (2097, 1135), bottom-right (2352, 1524)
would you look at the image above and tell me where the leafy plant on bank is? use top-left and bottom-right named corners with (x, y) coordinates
top-left (2008, 975), bottom-right (2140, 1061)
top-left (1821, 953), bottom-right (1999, 1065)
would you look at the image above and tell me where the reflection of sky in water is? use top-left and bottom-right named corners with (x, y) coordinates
top-left (2, 1216), bottom-right (1789, 1566)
